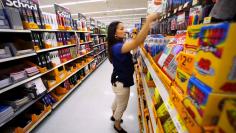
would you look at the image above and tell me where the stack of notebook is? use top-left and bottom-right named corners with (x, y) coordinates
top-left (0, 46), bottom-right (12, 59)
top-left (0, 105), bottom-right (14, 124)
top-left (25, 66), bottom-right (40, 77)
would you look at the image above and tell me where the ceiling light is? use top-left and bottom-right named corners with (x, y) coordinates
top-left (83, 8), bottom-right (147, 15)
top-left (40, 0), bottom-right (107, 9)
top-left (93, 13), bottom-right (146, 18)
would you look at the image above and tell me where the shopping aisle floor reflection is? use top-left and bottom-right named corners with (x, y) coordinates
top-left (33, 60), bottom-right (139, 133)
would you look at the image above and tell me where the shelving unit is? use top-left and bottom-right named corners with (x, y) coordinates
top-left (0, 2), bottom-right (108, 131)
top-left (140, 72), bottom-right (158, 133)
top-left (140, 49), bottom-right (188, 133)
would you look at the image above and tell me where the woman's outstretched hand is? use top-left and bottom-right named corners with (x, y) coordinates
top-left (146, 13), bottom-right (161, 23)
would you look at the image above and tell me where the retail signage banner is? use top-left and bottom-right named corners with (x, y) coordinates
top-left (2, 0), bottom-right (43, 27)
top-left (78, 13), bottom-right (86, 20)
top-left (97, 21), bottom-right (101, 27)
top-left (54, 4), bottom-right (72, 27)
top-left (90, 18), bottom-right (95, 26)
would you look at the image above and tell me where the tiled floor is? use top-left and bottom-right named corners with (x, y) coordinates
top-left (33, 60), bottom-right (139, 133)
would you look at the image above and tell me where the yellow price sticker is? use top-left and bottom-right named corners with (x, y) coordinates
top-left (177, 52), bottom-right (195, 74)
top-left (177, 115), bottom-right (188, 132)
top-left (168, 98), bottom-right (175, 110)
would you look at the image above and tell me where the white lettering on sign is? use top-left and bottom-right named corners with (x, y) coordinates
top-left (5, 0), bottom-right (37, 10)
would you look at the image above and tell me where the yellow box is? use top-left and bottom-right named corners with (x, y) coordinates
top-left (170, 86), bottom-right (203, 133)
top-left (193, 22), bottom-right (236, 93)
top-left (163, 117), bottom-right (177, 133)
top-left (175, 68), bottom-right (191, 95)
top-left (177, 52), bottom-right (195, 75)
top-left (215, 100), bottom-right (236, 133)
top-left (185, 24), bottom-right (205, 51)
top-left (183, 76), bottom-right (236, 126)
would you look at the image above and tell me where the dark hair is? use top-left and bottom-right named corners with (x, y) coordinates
top-left (107, 21), bottom-right (123, 63)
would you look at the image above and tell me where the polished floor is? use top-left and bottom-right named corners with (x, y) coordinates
top-left (33, 60), bottom-right (139, 133)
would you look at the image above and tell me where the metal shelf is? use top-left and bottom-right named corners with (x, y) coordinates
top-left (140, 50), bottom-right (188, 133)
top-left (36, 44), bottom-right (77, 53)
top-left (93, 43), bottom-right (105, 47)
top-left (76, 31), bottom-right (92, 33)
top-left (0, 73), bottom-right (43, 95)
top-left (0, 93), bottom-right (46, 127)
top-left (31, 29), bottom-right (76, 32)
top-left (0, 29), bottom-right (31, 33)
top-left (0, 53), bottom-right (37, 63)
top-left (48, 59), bottom-right (95, 92)
top-left (94, 49), bottom-right (106, 57)
top-left (80, 41), bottom-right (93, 44)
top-left (140, 72), bottom-right (158, 133)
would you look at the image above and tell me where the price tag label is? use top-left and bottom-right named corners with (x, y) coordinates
top-left (177, 52), bottom-right (194, 74)
top-left (173, 116), bottom-right (183, 132)
top-left (168, 98), bottom-right (175, 110)
top-left (183, 2), bottom-right (190, 8)
top-left (178, 5), bottom-right (183, 11)
top-left (174, 8), bottom-right (178, 13)
top-left (192, 0), bottom-right (198, 6)
top-left (177, 115), bottom-right (188, 133)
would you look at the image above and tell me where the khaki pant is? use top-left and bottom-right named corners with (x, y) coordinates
top-left (112, 81), bottom-right (130, 121)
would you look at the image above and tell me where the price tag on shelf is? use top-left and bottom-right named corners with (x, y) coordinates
top-left (168, 98), bottom-right (175, 110)
top-left (174, 8), bottom-right (178, 13)
top-left (192, 0), bottom-right (198, 6)
top-left (178, 5), bottom-right (183, 11)
top-left (184, 2), bottom-right (190, 8)
top-left (173, 116), bottom-right (185, 133)
top-left (177, 115), bottom-right (188, 133)
top-left (177, 53), bottom-right (194, 74)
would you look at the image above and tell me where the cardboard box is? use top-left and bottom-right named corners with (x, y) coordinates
top-left (215, 100), bottom-right (236, 133)
top-left (193, 22), bottom-right (236, 93)
top-left (175, 68), bottom-right (191, 95)
top-left (184, 76), bottom-right (236, 126)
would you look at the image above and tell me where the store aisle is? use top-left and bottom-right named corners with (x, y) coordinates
top-left (33, 60), bottom-right (139, 133)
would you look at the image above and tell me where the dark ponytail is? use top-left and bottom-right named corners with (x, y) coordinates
top-left (107, 21), bottom-right (123, 63)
